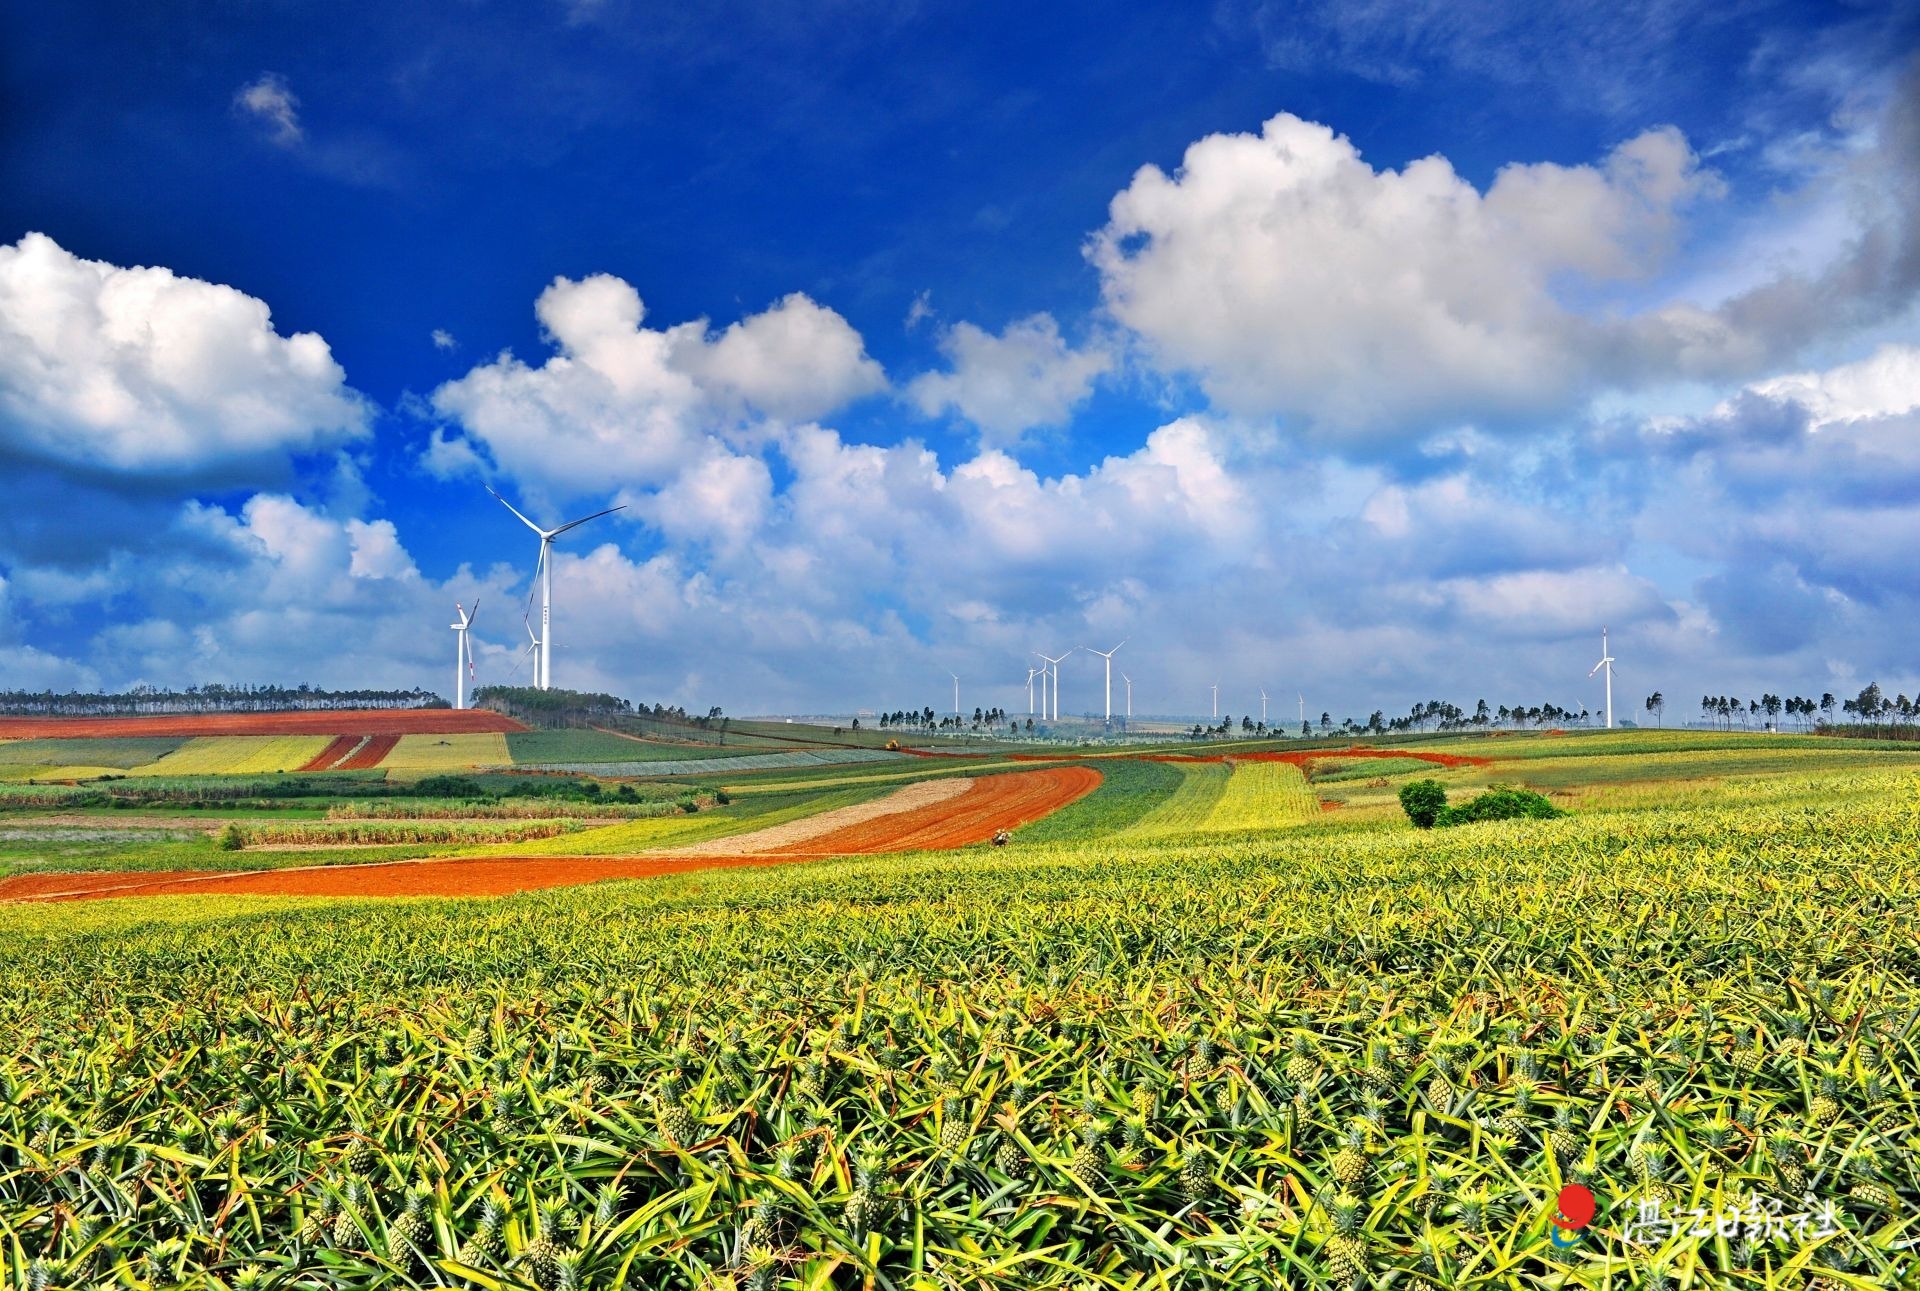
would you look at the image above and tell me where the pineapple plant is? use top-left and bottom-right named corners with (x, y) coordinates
top-left (1324, 1191), bottom-right (1369, 1285)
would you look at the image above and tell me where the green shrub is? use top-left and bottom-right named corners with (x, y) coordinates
top-left (678, 797), bottom-right (700, 814)
top-left (216, 823), bottom-right (248, 851)
top-left (1399, 779), bottom-right (1448, 829)
top-left (1436, 784), bottom-right (1562, 826)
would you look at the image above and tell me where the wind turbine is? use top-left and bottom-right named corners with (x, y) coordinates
top-left (1080, 639), bottom-right (1127, 724)
top-left (450, 600), bottom-right (480, 710)
top-left (1039, 651), bottom-right (1070, 721)
top-left (1299, 693), bottom-right (1306, 731)
top-left (950, 671), bottom-right (961, 718)
top-left (1122, 673), bottom-right (1132, 720)
top-left (1588, 627), bottom-right (1617, 730)
top-left (1259, 688), bottom-right (1268, 726)
top-left (1025, 666), bottom-right (1040, 717)
top-left (1210, 683), bottom-right (1219, 721)
top-left (488, 488), bottom-right (625, 690)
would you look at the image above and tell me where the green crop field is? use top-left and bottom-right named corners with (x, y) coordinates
top-left (2, 733), bottom-right (1919, 1288)
top-left (507, 730), bottom-right (767, 764)
top-left (0, 736), bottom-right (185, 768)
top-left (1198, 761), bottom-right (1320, 831)
top-left (124, 735), bottom-right (339, 777)
top-left (380, 733), bottom-right (515, 775)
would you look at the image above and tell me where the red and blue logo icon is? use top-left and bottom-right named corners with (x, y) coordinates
top-left (1549, 1184), bottom-right (1596, 1248)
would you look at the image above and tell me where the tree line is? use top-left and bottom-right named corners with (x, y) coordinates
top-left (0, 683), bottom-right (444, 716)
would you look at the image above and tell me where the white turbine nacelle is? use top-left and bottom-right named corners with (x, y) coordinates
top-left (1587, 626), bottom-right (1618, 730)
top-left (488, 487), bottom-right (625, 691)
top-left (450, 599), bottom-right (479, 710)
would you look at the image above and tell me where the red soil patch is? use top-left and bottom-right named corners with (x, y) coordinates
top-left (0, 709), bottom-right (526, 739)
top-left (8, 767), bottom-right (1103, 903)
top-left (336, 734), bottom-right (400, 770)
top-left (299, 736), bottom-right (361, 772)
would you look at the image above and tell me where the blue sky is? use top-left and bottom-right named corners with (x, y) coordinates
top-left (3, 0), bottom-right (1918, 720)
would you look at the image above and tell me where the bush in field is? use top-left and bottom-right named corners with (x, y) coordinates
top-left (1398, 778), bottom-right (1448, 828)
top-left (216, 822), bottom-right (247, 850)
top-left (1437, 783), bottom-right (1562, 826)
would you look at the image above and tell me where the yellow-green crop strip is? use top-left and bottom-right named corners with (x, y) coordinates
top-left (1, 738), bottom-right (1917, 1287)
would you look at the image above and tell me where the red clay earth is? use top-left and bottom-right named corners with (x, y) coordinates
top-left (298, 735), bottom-right (361, 771)
top-left (0, 709), bottom-right (526, 739)
top-left (4, 767), bottom-right (1102, 903)
top-left (335, 734), bottom-right (401, 770)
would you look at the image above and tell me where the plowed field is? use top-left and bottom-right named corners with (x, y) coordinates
top-left (298, 736), bottom-right (361, 771)
top-left (0, 710), bottom-right (526, 738)
top-left (337, 734), bottom-right (400, 770)
top-left (5, 767), bottom-right (1102, 902)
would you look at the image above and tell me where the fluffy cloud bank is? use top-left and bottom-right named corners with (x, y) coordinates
top-left (0, 233), bottom-right (368, 477)
top-left (1089, 61), bottom-right (1920, 440)
top-left (906, 313), bottom-right (1112, 444)
top-left (429, 274), bottom-right (885, 499)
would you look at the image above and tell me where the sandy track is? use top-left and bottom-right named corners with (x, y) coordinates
top-left (0, 710), bottom-right (526, 739)
top-left (666, 778), bottom-right (972, 855)
top-left (3, 767), bottom-right (1101, 902)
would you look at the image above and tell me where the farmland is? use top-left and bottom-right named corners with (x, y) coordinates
top-left (1, 728), bottom-right (1918, 1286)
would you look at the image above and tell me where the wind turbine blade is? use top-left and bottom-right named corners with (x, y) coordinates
top-left (1588, 661), bottom-right (1604, 677)
top-left (486, 486), bottom-right (548, 536)
top-left (549, 504), bottom-right (627, 537)
top-left (468, 597), bottom-right (479, 625)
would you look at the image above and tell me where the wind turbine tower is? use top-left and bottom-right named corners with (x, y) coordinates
top-left (488, 487), bottom-right (625, 690)
top-left (950, 672), bottom-right (961, 718)
top-left (1122, 673), bottom-right (1132, 720)
top-left (1588, 627), bottom-right (1618, 729)
top-left (1260, 688), bottom-right (1268, 726)
top-left (450, 600), bottom-right (479, 710)
top-left (1210, 683), bottom-right (1219, 721)
top-left (1039, 651), bottom-right (1069, 721)
top-left (1026, 666), bottom-right (1040, 716)
top-left (1081, 639), bottom-right (1127, 724)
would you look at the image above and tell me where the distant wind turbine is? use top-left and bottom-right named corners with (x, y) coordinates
top-left (488, 487), bottom-right (625, 691)
top-left (450, 600), bottom-right (480, 710)
top-left (950, 671), bottom-right (961, 718)
top-left (1080, 639), bottom-right (1127, 724)
top-left (1025, 666), bottom-right (1040, 717)
top-left (1039, 651), bottom-right (1070, 721)
top-left (1259, 688), bottom-right (1268, 726)
top-left (1210, 682), bottom-right (1219, 721)
top-left (1122, 672), bottom-right (1132, 720)
top-left (1588, 627), bottom-right (1618, 729)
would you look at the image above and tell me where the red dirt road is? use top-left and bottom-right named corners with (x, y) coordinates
top-left (0, 709), bottom-right (526, 739)
top-left (4, 767), bottom-right (1101, 903)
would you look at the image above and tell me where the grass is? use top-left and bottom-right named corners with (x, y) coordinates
top-left (1009, 758), bottom-right (1185, 843)
top-left (123, 735), bottom-right (338, 777)
top-left (3, 739), bottom-right (1918, 1285)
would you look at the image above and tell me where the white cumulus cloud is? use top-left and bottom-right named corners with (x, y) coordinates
top-left (0, 233), bottom-right (368, 477)
top-left (907, 314), bottom-right (1112, 444)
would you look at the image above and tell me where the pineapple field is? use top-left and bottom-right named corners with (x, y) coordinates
top-left (1, 733), bottom-right (1918, 1287)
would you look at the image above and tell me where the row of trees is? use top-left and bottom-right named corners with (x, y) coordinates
top-left (1630, 685), bottom-right (1914, 735)
top-left (0, 683), bottom-right (445, 716)
top-left (874, 707), bottom-right (1010, 733)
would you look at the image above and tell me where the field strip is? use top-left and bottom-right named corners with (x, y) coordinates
top-left (1199, 761), bottom-right (1320, 830)
top-left (1119, 760), bottom-right (1231, 836)
top-left (0, 709), bottom-right (527, 738)
top-left (663, 778), bottom-right (971, 854)
top-left (2, 768), bottom-right (1102, 902)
